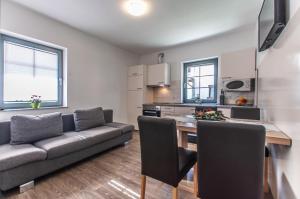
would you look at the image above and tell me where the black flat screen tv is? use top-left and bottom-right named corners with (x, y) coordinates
top-left (258, 0), bottom-right (286, 52)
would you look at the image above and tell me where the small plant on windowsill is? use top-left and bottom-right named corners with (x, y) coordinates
top-left (30, 95), bottom-right (41, 109)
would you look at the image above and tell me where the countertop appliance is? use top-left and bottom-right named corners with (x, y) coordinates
top-left (143, 105), bottom-right (161, 117)
top-left (223, 78), bottom-right (253, 92)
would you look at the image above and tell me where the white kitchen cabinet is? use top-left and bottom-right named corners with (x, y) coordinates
top-left (174, 107), bottom-right (195, 116)
top-left (128, 75), bottom-right (143, 91)
top-left (128, 65), bottom-right (144, 77)
top-left (220, 48), bottom-right (255, 79)
top-left (147, 63), bottom-right (171, 86)
top-left (127, 65), bottom-right (153, 130)
top-left (161, 106), bottom-right (195, 117)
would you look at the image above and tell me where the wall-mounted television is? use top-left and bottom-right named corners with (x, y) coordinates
top-left (258, 0), bottom-right (286, 52)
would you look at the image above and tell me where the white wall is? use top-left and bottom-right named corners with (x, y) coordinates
top-left (140, 26), bottom-right (256, 102)
top-left (257, 0), bottom-right (300, 198)
top-left (0, 0), bottom-right (139, 122)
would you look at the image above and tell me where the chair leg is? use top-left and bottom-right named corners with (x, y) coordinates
top-left (193, 162), bottom-right (198, 197)
top-left (172, 187), bottom-right (178, 199)
top-left (140, 175), bottom-right (146, 199)
top-left (264, 157), bottom-right (270, 193)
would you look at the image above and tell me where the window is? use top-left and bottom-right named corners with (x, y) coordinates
top-left (183, 58), bottom-right (218, 103)
top-left (0, 34), bottom-right (63, 109)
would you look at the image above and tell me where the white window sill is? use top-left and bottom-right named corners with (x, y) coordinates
top-left (1, 106), bottom-right (68, 112)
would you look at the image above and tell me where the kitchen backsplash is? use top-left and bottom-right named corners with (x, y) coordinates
top-left (153, 80), bottom-right (181, 103)
top-left (224, 91), bottom-right (255, 105)
top-left (153, 80), bottom-right (255, 105)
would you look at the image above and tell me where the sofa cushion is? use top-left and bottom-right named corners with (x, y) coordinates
top-left (0, 121), bottom-right (11, 145)
top-left (0, 144), bottom-right (47, 171)
top-left (105, 122), bottom-right (134, 134)
top-left (10, 113), bottom-right (63, 145)
top-left (62, 114), bottom-right (75, 132)
top-left (76, 126), bottom-right (122, 146)
top-left (34, 126), bottom-right (121, 159)
top-left (74, 107), bottom-right (105, 132)
top-left (34, 132), bottom-right (91, 159)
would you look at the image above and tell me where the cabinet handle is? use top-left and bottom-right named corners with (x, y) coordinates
top-left (137, 107), bottom-right (142, 109)
top-left (137, 88), bottom-right (143, 90)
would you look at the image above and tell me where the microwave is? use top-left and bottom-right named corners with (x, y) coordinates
top-left (223, 78), bottom-right (253, 91)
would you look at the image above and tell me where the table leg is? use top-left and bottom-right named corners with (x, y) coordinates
top-left (178, 130), bottom-right (188, 148)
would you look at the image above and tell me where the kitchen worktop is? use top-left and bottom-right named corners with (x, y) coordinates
top-left (143, 103), bottom-right (255, 109)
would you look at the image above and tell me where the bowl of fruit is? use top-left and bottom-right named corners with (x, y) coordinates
top-left (193, 108), bottom-right (227, 121)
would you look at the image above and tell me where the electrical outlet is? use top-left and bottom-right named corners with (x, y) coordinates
top-left (19, 181), bottom-right (34, 193)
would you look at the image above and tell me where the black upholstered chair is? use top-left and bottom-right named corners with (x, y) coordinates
top-left (231, 107), bottom-right (270, 192)
top-left (231, 107), bottom-right (260, 120)
top-left (137, 116), bottom-right (197, 199)
top-left (197, 121), bottom-right (266, 199)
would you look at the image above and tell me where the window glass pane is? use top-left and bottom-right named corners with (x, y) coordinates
top-left (35, 50), bottom-right (58, 69)
top-left (35, 51), bottom-right (58, 101)
top-left (200, 65), bottom-right (214, 76)
top-left (187, 66), bottom-right (200, 77)
top-left (187, 88), bottom-right (200, 100)
top-left (199, 88), bottom-right (209, 100)
top-left (5, 42), bottom-right (33, 66)
top-left (3, 42), bottom-right (59, 103)
top-left (200, 76), bottom-right (214, 87)
top-left (187, 77), bottom-right (200, 88)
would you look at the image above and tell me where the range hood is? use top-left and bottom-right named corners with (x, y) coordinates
top-left (147, 63), bottom-right (171, 87)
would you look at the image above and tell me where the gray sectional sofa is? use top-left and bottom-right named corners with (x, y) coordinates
top-left (0, 109), bottom-right (134, 192)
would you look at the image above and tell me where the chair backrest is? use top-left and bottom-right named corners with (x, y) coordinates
top-left (138, 116), bottom-right (179, 186)
top-left (231, 107), bottom-right (260, 120)
top-left (197, 121), bottom-right (265, 199)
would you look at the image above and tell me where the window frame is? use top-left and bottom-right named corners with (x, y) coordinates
top-left (183, 58), bottom-right (218, 103)
top-left (0, 34), bottom-right (63, 109)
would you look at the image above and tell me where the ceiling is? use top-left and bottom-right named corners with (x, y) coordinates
top-left (11, 0), bottom-right (261, 54)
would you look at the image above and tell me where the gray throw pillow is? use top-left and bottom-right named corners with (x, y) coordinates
top-left (10, 112), bottom-right (63, 145)
top-left (74, 107), bottom-right (105, 132)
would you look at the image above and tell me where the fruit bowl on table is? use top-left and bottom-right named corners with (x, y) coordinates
top-left (193, 110), bottom-right (227, 121)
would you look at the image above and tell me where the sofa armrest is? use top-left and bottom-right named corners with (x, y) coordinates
top-left (104, 109), bottom-right (113, 123)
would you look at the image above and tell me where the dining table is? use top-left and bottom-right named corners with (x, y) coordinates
top-left (171, 115), bottom-right (292, 195)
top-left (175, 116), bottom-right (292, 148)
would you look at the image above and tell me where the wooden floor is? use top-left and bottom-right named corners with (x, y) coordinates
top-left (4, 132), bottom-right (273, 199)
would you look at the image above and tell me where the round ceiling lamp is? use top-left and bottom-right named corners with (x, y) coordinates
top-left (125, 0), bottom-right (148, 17)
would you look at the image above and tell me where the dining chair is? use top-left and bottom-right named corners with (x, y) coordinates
top-left (137, 116), bottom-right (197, 199)
top-left (197, 121), bottom-right (266, 199)
top-left (231, 107), bottom-right (270, 193)
top-left (231, 107), bottom-right (260, 120)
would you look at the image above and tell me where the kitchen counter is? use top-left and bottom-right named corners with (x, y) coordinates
top-left (143, 103), bottom-right (255, 109)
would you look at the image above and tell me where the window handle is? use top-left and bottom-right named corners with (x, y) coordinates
top-left (59, 78), bottom-right (63, 86)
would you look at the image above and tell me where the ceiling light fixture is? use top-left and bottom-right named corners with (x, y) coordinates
top-left (125, 0), bottom-right (148, 17)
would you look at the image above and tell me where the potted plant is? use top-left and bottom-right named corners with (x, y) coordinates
top-left (30, 95), bottom-right (41, 109)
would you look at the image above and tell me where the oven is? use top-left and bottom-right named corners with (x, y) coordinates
top-left (143, 105), bottom-right (161, 117)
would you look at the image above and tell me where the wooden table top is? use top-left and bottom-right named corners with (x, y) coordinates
top-left (176, 118), bottom-right (292, 146)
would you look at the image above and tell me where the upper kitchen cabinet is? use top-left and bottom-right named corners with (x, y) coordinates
top-left (128, 65), bottom-right (144, 77)
top-left (147, 63), bottom-right (171, 86)
top-left (220, 48), bottom-right (256, 79)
